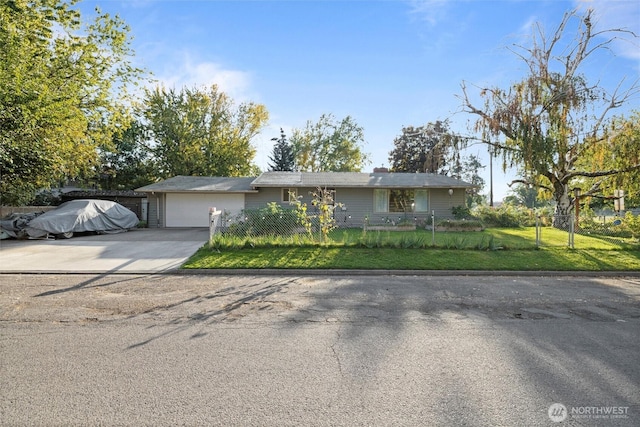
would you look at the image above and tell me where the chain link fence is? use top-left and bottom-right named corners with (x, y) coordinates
top-left (574, 214), bottom-right (633, 246)
top-left (210, 207), bottom-right (443, 236)
top-left (535, 215), bottom-right (576, 248)
top-left (208, 203), bottom-right (637, 249)
top-left (535, 214), bottom-right (633, 248)
top-left (209, 204), bottom-right (341, 241)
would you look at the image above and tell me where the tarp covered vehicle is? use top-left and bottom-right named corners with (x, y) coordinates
top-left (0, 212), bottom-right (43, 239)
top-left (25, 199), bottom-right (139, 238)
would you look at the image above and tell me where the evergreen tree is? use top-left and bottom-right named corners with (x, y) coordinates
top-left (268, 128), bottom-right (295, 171)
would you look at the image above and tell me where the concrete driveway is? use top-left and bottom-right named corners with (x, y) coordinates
top-left (0, 228), bottom-right (209, 273)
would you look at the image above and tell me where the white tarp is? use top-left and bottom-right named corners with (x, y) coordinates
top-left (26, 199), bottom-right (138, 238)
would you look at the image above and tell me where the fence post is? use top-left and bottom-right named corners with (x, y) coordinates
top-left (209, 207), bottom-right (221, 240)
top-left (431, 210), bottom-right (435, 246)
top-left (568, 214), bottom-right (575, 249)
top-left (536, 216), bottom-right (540, 247)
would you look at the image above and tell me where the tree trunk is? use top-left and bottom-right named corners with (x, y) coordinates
top-left (553, 184), bottom-right (574, 229)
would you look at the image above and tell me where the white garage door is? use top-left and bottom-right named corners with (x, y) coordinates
top-left (166, 193), bottom-right (245, 227)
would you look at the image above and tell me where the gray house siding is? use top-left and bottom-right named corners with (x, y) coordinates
top-left (430, 188), bottom-right (465, 219)
top-left (244, 186), bottom-right (463, 227)
top-left (326, 187), bottom-right (462, 226)
top-left (244, 188), bottom-right (285, 210)
top-left (334, 188), bottom-right (370, 227)
top-left (245, 187), bottom-right (329, 210)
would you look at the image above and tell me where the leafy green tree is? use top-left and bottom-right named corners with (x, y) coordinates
top-left (504, 184), bottom-right (539, 209)
top-left (290, 114), bottom-right (369, 172)
top-left (97, 121), bottom-right (156, 190)
top-left (461, 9), bottom-right (639, 227)
top-left (0, 0), bottom-right (144, 205)
top-left (579, 112), bottom-right (640, 208)
top-left (389, 121), bottom-right (462, 174)
top-left (268, 128), bottom-right (295, 171)
top-left (142, 85), bottom-right (269, 178)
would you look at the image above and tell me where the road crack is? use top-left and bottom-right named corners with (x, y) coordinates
top-left (329, 324), bottom-right (343, 377)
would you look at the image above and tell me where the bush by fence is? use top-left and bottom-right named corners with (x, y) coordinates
top-left (224, 203), bottom-right (300, 236)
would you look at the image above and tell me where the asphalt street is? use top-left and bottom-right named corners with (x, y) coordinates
top-left (1, 273), bottom-right (639, 426)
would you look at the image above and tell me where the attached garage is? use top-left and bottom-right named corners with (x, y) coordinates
top-left (136, 176), bottom-right (257, 228)
top-left (166, 193), bottom-right (245, 227)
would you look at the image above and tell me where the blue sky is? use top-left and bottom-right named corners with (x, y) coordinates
top-left (78, 0), bottom-right (639, 201)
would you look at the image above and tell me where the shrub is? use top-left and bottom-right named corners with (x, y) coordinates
top-left (472, 204), bottom-right (536, 227)
top-left (452, 205), bottom-right (472, 219)
top-left (228, 203), bottom-right (299, 236)
top-left (623, 211), bottom-right (640, 238)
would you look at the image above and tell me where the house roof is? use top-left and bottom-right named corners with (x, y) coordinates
top-left (250, 172), bottom-right (475, 189)
top-left (136, 172), bottom-right (476, 193)
top-left (136, 176), bottom-right (257, 193)
top-left (62, 190), bottom-right (146, 198)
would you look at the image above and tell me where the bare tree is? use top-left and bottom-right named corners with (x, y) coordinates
top-left (461, 8), bottom-right (639, 227)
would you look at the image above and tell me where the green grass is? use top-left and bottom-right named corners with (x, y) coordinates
top-left (182, 227), bottom-right (640, 271)
top-left (183, 247), bottom-right (640, 271)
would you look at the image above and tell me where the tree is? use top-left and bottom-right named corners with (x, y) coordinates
top-left (579, 111), bottom-right (640, 208)
top-left (97, 121), bottom-right (156, 190)
top-left (290, 114), bottom-right (369, 172)
top-left (388, 121), bottom-right (462, 174)
top-left (458, 154), bottom-right (486, 207)
top-left (268, 128), bottom-right (295, 171)
top-left (0, 0), bottom-right (145, 205)
top-left (461, 9), bottom-right (639, 227)
top-left (142, 85), bottom-right (269, 178)
top-left (504, 184), bottom-right (539, 209)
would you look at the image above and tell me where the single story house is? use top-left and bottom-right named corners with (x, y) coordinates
top-left (135, 171), bottom-right (475, 228)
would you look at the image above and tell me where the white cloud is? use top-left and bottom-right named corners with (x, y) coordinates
top-left (407, 0), bottom-right (451, 26)
top-left (575, 0), bottom-right (640, 60)
top-left (518, 15), bottom-right (539, 35)
top-left (154, 53), bottom-right (252, 100)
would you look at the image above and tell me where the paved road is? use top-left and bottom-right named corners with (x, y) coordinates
top-left (0, 228), bottom-right (209, 273)
top-left (1, 273), bottom-right (639, 426)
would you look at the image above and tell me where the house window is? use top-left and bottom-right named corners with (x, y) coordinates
top-left (374, 189), bottom-right (429, 213)
top-left (374, 189), bottom-right (388, 213)
top-left (282, 188), bottom-right (297, 203)
top-left (414, 189), bottom-right (429, 212)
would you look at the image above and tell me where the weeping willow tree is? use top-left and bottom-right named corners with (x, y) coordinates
top-left (462, 9), bottom-right (639, 227)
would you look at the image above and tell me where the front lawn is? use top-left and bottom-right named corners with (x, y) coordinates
top-left (182, 227), bottom-right (640, 271)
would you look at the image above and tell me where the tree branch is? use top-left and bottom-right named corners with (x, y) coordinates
top-left (509, 178), bottom-right (553, 193)
top-left (565, 163), bottom-right (640, 181)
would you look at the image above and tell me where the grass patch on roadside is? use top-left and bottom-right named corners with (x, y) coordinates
top-left (183, 246), bottom-right (640, 271)
top-left (182, 227), bottom-right (639, 271)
